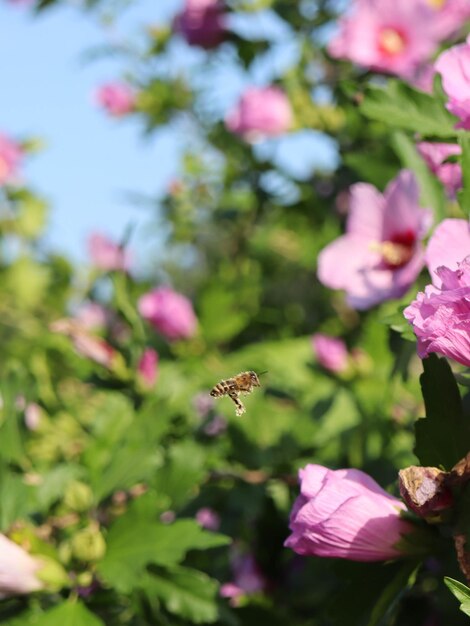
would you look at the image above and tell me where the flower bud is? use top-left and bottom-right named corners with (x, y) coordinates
top-left (71, 526), bottom-right (106, 562)
top-left (64, 481), bottom-right (94, 513)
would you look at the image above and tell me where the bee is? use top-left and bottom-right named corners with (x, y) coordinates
top-left (210, 370), bottom-right (264, 416)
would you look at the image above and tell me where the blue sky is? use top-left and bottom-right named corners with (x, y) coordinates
top-left (0, 0), bottom-right (182, 264)
top-left (0, 0), bottom-right (338, 267)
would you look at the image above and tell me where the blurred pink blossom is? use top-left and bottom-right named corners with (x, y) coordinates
top-left (95, 82), bottom-right (136, 117)
top-left (317, 170), bottom-right (432, 309)
top-left (50, 319), bottom-right (118, 369)
top-left (416, 142), bottom-right (462, 198)
top-left (138, 286), bottom-right (197, 341)
top-left (137, 348), bottom-right (159, 388)
top-left (311, 334), bottom-right (348, 373)
top-left (88, 232), bottom-right (130, 272)
top-left (328, 0), bottom-right (439, 77)
top-left (220, 553), bottom-right (266, 606)
top-left (421, 0), bottom-right (470, 40)
top-left (192, 392), bottom-right (215, 418)
top-left (0, 133), bottom-right (22, 186)
top-left (425, 218), bottom-right (470, 287)
top-left (435, 36), bottom-right (470, 129)
top-left (409, 63), bottom-right (435, 93)
top-left (195, 507), bottom-right (220, 530)
top-left (174, 0), bottom-right (226, 49)
top-left (284, 464), bottom-right (413, 561)
top-left (24, 403), bottom-right (41, 431)
top-left (0, 534), bottom-right (43, 598)
top-left (225, 87), bottom-right (293, 141)
top-left (203, 415), bottom-right (227, 436)
top-left (404, 257), bottom-right (470, 366)
top-left (75, 302), bottom-right (109, 331)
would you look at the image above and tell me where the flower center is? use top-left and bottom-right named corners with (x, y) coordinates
top-left (371, 230), bottom-right (416, 269)
top-left (378, 28), bottom-right (407, 56)
top-left (426, 0), bottom-right (446, 9)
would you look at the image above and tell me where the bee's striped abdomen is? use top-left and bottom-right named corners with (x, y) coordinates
top-left (210, 379), bottom-right (234, 397)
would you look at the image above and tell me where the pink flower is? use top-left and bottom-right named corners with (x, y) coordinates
top-left (311, 334), bottom-right (348, 373)
top-left (75, 302), bottom-right (109, 331)
top-left (317, 170), bottom-right (432, 310)
top-left (421, 0), bottom-right (470, 40)
top-left (328, 0), bottom-right (439, 77)
top-left (50, 319), bottom-right (118, 369)
top-left (425, 218), bottom-right (470, 287)
top-left (404, 257), bottom-right (470, 367)
top-left (0, 534), bottom-right (43, 598)
top-left (284, 464), bottom-right (414, 562)
top-left (95, 82), bottom-right (136, 117)
top-left (203, 415), bottom-right (227, 436)
top-left (220, 553), bottom-right (265, 606)
top-left (195, 507), bottom-right (220, 531)
top-left (435, 36), bottom-right (470, 129)
top-left (0, 133), bottom-right (22, 186)
top-left (174, 0), bottom-right (226, 49)
top-left (137, 348), bottom-right (159, 388)
top-left (87, 232), bottom-right (130, 272)
top-left (138, 286), bottom-right (197, 341)
top-left (225, 87), bottom-right (293, 141)
top-left (416, 142), bottom-right (462, 198)
top-left (24, 403), bottom-right (42, 431)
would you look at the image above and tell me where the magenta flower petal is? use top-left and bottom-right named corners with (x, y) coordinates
top-left (317, 170), bottom-right (431, 310)
top-left (225, 87), bottom-right (293, 141)
top-left (174, 0), bottom-right (226, 49)
top-left (435, 37), bottom-right (470, 129)
top-left (285, 464), bottom-right (413, 562)
top-left (425, 219), bottom-right (470, 286)
top-left (138, 286), bottom-right (197, 341)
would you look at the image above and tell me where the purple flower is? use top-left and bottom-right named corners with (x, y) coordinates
top-left (88, 232), bottom-right (130, 272)
top-left (220, 552), bottom-right (265, 606)
top-left (225, 87), bottom-right (293, 142)
top-left (174, 0), bottom-right (226, 50)
top-left (195, 507), bottom-right (220, 531)
top-left (203, 415), bottom-right (227, 436)
top-left (95, 82), bottom-right (135, 117)
top-left (317, 170), bottom-right (432, 310)
top-left (311, 334), bottom-right (348, 373)
top-left (138, 286), bottom-right (197, 341)
top-left (416, 142), bottom-right (462, 198)
top-left (137, 348), bottom-right (159, 389)
top-left (425, 218), bottom-right (470, 287)
top-left (435, 36), bottom-right (470, 129)
top-left (328, 0), bottom-right (439, 78)
top-left (0, 534), bottom-right (43, 598)
top-left (285, 464), bottom-right (414, 562)
top-left (404, 257), bottom-right (470, 367)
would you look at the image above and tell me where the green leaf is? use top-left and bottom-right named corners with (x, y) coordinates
top-left (0, 469), bottom-right (35, 530)
top-left (367, 561), bottom-right (418, 626)
top-left (360, 80), bottom-right (457, 138)
top-left (458, 134), bottom-right (470, 218)
top-left (31, 600), bottom-right (105, 626)
top-left (144, 566), bottom-right (219, 623)
top-left (444, 577), bottom-right (470, 617)
top-left (97, 509), bottom-right (230, 592)
top-left (152, 441), bottom-right (206, 508)
top-left (391, 131), bottom-right (446, 221)
top-left (415, 355), bottom-right (470, 469)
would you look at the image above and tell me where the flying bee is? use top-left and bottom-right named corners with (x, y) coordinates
top-left (210, 370), bottom-right (265, 416)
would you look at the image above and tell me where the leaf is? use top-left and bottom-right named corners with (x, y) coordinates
top-left (367, 561), bottom-right (418, 626)
top-left (97, 509), bottom-right (230, 592)
top-left (31, 600), bottom-right (105, 626)
top-left (144, 566), bottom-right (219, 623)
top-left (458, 134), bottom-right (470, 218)
top-left (415, 355), bottom-right (470, 469)
top-left (152, 441), bottom-right (206, 508)
top-left (444, 577), bottom-right (470, 617)
top-left (0, 469), bottom-right (35, 530)
top-left (391, 131), bottom-right (446, 221)
top-left (360, 80), bottom-right (457, 138)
